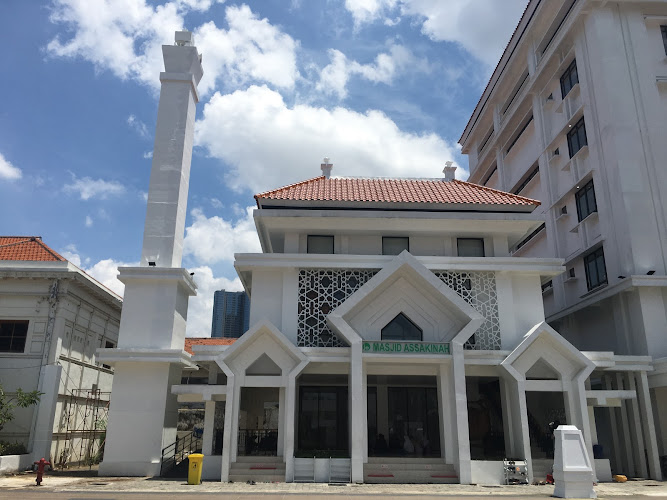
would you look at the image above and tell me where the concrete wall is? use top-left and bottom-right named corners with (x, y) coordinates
top-left (0, 274), bottom-right (120, 462)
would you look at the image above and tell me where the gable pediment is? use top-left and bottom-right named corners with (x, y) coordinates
top-left (328, 251), bottom-right (483, 347)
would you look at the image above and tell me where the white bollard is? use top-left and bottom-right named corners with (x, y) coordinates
top-left (553, 425), bottom-right (596, 499)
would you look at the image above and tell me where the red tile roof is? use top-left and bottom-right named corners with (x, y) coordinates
top-left (184, 337), bottom-right (237, 355)
top-left (255, 176), bottom-right (539, 208)
top-left (0, 236), bottom-right (66, 262)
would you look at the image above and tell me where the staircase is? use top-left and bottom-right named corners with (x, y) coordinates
top-left (229, 456), bottom-right (285, 482)
top-left (364, 457), bottom-right (458, 484)
top-left (160, 431), bottom-right (202, 477)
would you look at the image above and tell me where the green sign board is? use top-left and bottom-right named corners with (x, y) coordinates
top-left (362, 341), bottom-right (450, 355)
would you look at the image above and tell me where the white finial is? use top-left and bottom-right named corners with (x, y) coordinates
top-left (321, 157), bottom-right (333, 179)
top-left (443, 161), bottom-right (457, 182)
top-left (175, 31), bottom-right (194, 47)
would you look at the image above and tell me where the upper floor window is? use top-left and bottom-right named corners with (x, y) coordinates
top-left (506, 115), bottom-right (534, 154)
top-left (457, 238), bottom-right (485, 257)
top-left (307, 235), bottom-right (334, 254)
top-left (584, 247), bottom-right (607, 291)
top-left (382, 237), bottom-right (409, 256)
top-left (0, 320), bottom-right (28, 353)
top-left (560, 59), bottom-right (579, 98)
top-left (661, 26), bottom-right (667, 55)
top-left (567, 117), bottom-right (588, 157)
top-left (381, 313), bottom-right (423, 342)
top-left (575, 179), bottom-right (597, 222)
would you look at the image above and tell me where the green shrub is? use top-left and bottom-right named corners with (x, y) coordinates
top-left (0, 441), bottom-right (28, 456)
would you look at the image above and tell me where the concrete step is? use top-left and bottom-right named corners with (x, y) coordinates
top-left (364, 462), bottom-right (457, 484)
top-left (367, 456), bottom-right (445, 464)
top-left (228, 473), bottom-right (285, 483)
top-left (234, 455), bottom-right (284, 463)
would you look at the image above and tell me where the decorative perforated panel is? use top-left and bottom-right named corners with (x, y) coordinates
top-left (298, 269), bottom-right (378, 347)
top-left (433, 271), bottom-right (500, 350)
top-left (297, 268), bottom-right (500, 350)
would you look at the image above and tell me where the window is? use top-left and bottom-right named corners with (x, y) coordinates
top-left (584, 247), bottom-right (607, 291)
top-left (102, 340), bottom-right (115, 369)
top-left (513, 164), bottom-right (539, 195)
top-left (560, 59), bottom-right (579, 98)
top-left (307, 235), bottom-right (334, 254)
top-left (575, 179), bottom-right (597, 221)
top-left (661, 26), bottom-right (667, 55)
top-left (478, 127), bottom-right (494, 154)
top-left (0, 320), bottom-right (28, 353)
top-left (482, 165), bottom-right (497, 186)
top-left (381, 313), bottom-right (423, 342)
top-left (567, 117), bottom-right (588, 157)
top-left (382, 237), bottom-right (409, 256)
top-left (457, 238), bottom-right (485, 257)
top-left (515, 223), bottom-right (546, 251)
top-left (298, 386), bottom-right (348, 453)
top-left (541, 280), bottom-right (553, 293)
top-left (506, 115), bottom-right (534, 154)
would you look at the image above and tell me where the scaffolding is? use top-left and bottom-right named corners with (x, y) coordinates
top-left (55, 388), bottom-right (110, 469)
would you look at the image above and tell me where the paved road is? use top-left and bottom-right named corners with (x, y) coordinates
top-left (3, 492), bottom-right (667, 500)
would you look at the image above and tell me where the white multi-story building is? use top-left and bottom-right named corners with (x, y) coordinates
top-left (99, 29), bottom-right (663, 486)
top-left (0, 236), bottom-right (121, 471)
top-left (460, 0), bottom-right (667, 480)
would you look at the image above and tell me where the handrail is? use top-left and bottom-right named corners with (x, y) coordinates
top-left (237, 429), bottom-right (279, 456)
top-left (160, 431), bottom-right (202, 476)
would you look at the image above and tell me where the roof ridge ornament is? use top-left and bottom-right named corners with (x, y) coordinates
top-left (443, 161), bottom-right (457, 182)
top-left (321, 157), bottom-right (333, 179)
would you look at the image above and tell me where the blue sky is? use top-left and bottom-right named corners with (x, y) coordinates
top-left (0, 0), bottom-right (528, 336)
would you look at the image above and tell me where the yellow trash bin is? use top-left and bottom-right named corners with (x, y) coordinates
top-left (187, 453), bottom-right (204, 485)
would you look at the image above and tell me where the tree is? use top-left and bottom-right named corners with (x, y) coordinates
top-left (0, 383), bottom-right (42, 432)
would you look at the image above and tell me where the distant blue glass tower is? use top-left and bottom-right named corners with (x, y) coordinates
top-left (211, 290), bottom-right (250, 338)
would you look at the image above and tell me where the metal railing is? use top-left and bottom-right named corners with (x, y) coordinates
top-left (237, 429), bottom-right (278, 456)
top-left (160, 431), bottom-right (202, 476)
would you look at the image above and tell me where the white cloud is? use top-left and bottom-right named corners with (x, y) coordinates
top-left (0, 152), bottom-right (22, 180)
top-left (85, 215), bottom-right (93, 227)
top-left (183, 206), bottom-right (261, 265)
top-left (194, 5), bottom-right (299, 95)
top-left (210, 197), bottom-right (223, 209)
top-left (143, 151), bottom-right (153, 159)
top-left (195, 85), bottom-right (459, 193)
top-left (47, 1), bottom-right (298, 96)
top-left (127, 114), bottom-right (150, 139)
top-left (64, 173), bottom-right (126, 200)
top-left (344, 0), bottom-right (528, 66)
top-left (344, 0), bottom-right (397, 27)
top-left (317, 44), bottom-right (424, 99)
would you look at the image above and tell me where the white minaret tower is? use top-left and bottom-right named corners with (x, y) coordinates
top-left (98, 31), bottom-right (203, 477)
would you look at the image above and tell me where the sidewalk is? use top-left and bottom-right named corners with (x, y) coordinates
top-left (1, 471), bottom-right (666, 497)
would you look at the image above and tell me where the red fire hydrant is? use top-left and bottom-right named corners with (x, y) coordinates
top-left (34, 458), bottom-right (51, 486)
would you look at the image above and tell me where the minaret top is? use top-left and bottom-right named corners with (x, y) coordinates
top-left (175, 31), bottom-right (194, 46)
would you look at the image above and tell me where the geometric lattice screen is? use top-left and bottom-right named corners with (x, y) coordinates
top-left (297, 268), bottom-right (500, 349)
top-left (433, 271), bottom-right (500, 350)
top-left (298, 269), bottom-right (378, 347)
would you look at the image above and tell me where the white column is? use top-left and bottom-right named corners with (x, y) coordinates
top-left (277, 387), bottom-right (286, 457)
top-left (603, 375), bottom-right (622, 473)
top-left (627, 373), bottom-right (648, 478)
top-left (30, 364), bottom-right (62, 461)
top-left (349, 343), bottom-right (366, 483)
top-left (437, 362), bottom-right (454, 463)
top-left (452, 346), bottom-right (471, 483)
top-left (284, 361), bottom-right (306, 482)
top-left (220, 376), bottom-right (236, 482)
top-left (616, 373), bottom-right (635, 476)
top-left (636, 371), bottom-right (662, 480)
top-left (202, 400), bottom-right (216, 456)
